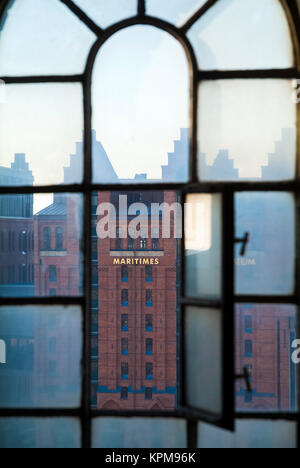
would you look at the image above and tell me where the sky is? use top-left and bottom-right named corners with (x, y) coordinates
top-left (0, 0), bottom-right (297, 200)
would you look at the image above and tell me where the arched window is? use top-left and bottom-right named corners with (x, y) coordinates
top-left (43, 227), bottom-right (51, 250)
top-left (0, 0), bottom-right (299, 450)
top-left (56, 227), bottom-right (63, 250)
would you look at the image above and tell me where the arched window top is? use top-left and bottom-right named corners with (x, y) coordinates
top-left (0, 0), bottom-right (96, 76)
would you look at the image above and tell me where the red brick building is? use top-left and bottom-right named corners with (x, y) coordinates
top-left (95, 191), bottom-right (178, 410)
top-left (34, 194), bottom-right (82, 297)
top-left (236, 304), bottom-right (297, 411)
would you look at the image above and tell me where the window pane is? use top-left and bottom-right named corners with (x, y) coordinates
top-left (198, 420), bottom-right (297, 449)
top-left (198, 80), bottom-right (296, 182)
top-left (0, 84), bottom-right (83, 186)
top-left (73, 0), bottom-right (137, 28)
top-left (0, 193), bottom-right (83, 298)
top-left (92, 26), bottom-right (189, 183)
top-left (148, 0), bottom-right (207, 26)
top-left (93, 190), bottom-right (178, 411)
top-left (188, 0), bottom-right (293, 70)
top-left (0, 418), bottom-right (80, 449)
top-left (235, 193), bottom-right (295, 296)
top-left (185, 306), bottom-right (222, 414)
top-left (236, 304), bottom-right (298, 412)
top-left (0, 0), bottom-right (95, 76)
top-left (92, 418), bottom-right (187, 448)
top-left (0, 306), bottom-right (82, 408)
top-left (185, 194), bottom-right (222, 299)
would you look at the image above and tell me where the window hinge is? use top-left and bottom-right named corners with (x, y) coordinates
top-left (234, 232), bottom-right (250, 256)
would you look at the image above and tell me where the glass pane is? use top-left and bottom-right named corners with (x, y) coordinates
top-left (92, 418), bottom-right (187, 448)
top-left (235, 193), bottom-right (295, 296)
top-left (0, 193), bottom-right (83, 298)
top-left (92, 26), bottom-right (189, 183)
top-left (0, 0), bottom-right (95, 76)
top-left (236, 304), bottom-right (298, 412)
top-left (0, 305), bottom-right (82, 407)
top-left (198, 80), bottom-right (296, 181)
top-left (198, 420), bottom-right (297, 449)
top-left (0, 418), bottom-right (80, 449)
top-left (91, 190), bottom-right (179, 411)
top-left (185, 306), bottom-right (222, 414)
top-left (188, 0), bottom-right (293, 70)
top-left (0, 84), bottom-right (83, 186)
top-left (73, 0), bottom-right (137, 28)
top-left (185, 194), bottom-right (222, 299)
top-left (148, 0), bottom-right (207, 26)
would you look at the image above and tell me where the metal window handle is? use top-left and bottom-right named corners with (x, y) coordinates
top-left (234, 232), bottom-right (250, 256)
top-left (235, 366), bottom-right (252, 393)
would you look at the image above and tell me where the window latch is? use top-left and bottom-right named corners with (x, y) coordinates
top-left (234, 232), bottom-right (250, 256)
top-left (235, 366), bottom-right (252, 393)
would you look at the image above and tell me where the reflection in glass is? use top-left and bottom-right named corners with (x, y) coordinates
top-left (198, 80), bottom-right (296, 181)
top-left (92, 26), bottom-right (189, 183)
top-left (0, 0), bottom-right (95, 76)
top-left (185, 307), bottom-right (222, 415)
top-left (73, 0), bottom-right (137, 28)
top-left (148, 0), bottom-right (207, 26)
top-left (0, 84), bottom-right (83, 186)
top-left (235, 193), bottom-right (295, 295)
top-left (185, 194), bottom-right (222, 299)
top-left (0, 306), bottom-right (82, 408)
top-left (188, 0), bottom-right (293, 70)
top-left (235, 304), bottom-right (298, 412)
top-left (198, 420), bottom-right (297, 449)
top-left (0, 418), bottom-right (81, 449)
top-left (92, 418), bottom-right (187, 448)
top-left (0, 193), bottom-right (82, 298)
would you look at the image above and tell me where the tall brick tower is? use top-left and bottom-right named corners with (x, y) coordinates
top-left (96, 190), bottom-right (178, 410)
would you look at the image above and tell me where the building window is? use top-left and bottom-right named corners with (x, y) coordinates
top-left (122, 338), bottom-right (128, 356)
top-left (140, 238), bottom-right (147, 249)
top-left (145, 388), bottom-right (153, 401)
top-left (19, 230), bottom-right (27, 253)
top-left (121, 387), bottom-right (128, 400)
top-left (49, 361), bottom-right (57, 378)
top-left (128, 238), bottom-right (134, 250)
top-left (245, 315), bottom-right (253, 334)
top-left (121, 314), bottom-right (128, 332)
top-left (145, 315), bottom-right (153, 332)
top-left (146, 363), bottom-right (153, 380)
top-left (146, 338), bottom-right (153, 356)
top-left (146, 266), bottom-right (153, 282)
top-left (121, 266), bottom-right (128, 282)
top-left (121, 363), bottom-right (129, 380)
top-left (49, 338), bottom-right (57, 355)
top-left (56, 227), bottom-right (63, 250)
top-left (121, 289), bottom-right (129, 306)
top-left (49, 265), bottom-right (57, 283)
top-left (245, 340), bottom-right (253, 358)
top-left (49, 289), bottom-right (56, 297)
top-left (146, 289), bottom-right (153, 307)
top-left (152, 239), bottom-right (159, 250)
top-left (43, 227), bottom-right (51, 250)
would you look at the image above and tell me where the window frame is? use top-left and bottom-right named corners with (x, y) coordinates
top-left (0, 0), bottom-right (299, 449)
